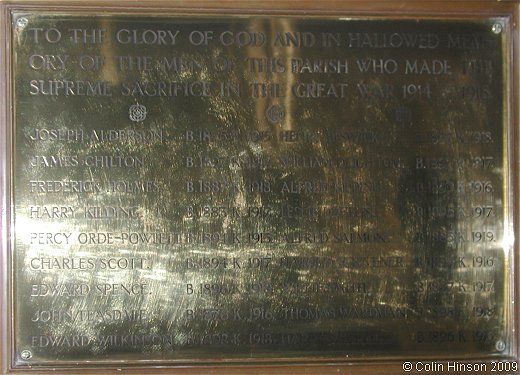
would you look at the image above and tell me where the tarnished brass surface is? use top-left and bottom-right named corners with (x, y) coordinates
top-left (9, 13), bottom-right (513, 367)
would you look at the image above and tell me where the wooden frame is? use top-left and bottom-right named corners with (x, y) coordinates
top-left (0, 1), bottom-right (518, 374)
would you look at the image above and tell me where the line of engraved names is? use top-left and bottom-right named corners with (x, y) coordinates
top-left (25, 128), bottom-right (495, 145)
top-left (26, 230), bottom-right (501, 246)
top-left (27, 329), bottom-right (498, 349)
top-left (27, 280), bottom-right (495, 298)
top-left (23, 153), bottom-right (498, 171)
top-left (27, 304), bottom-right (495, 325)
top-left (26, 254), bottom-right (497, 271)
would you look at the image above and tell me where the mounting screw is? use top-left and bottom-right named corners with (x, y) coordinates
top-left (492, 23), bottom-right (503, 34)
top-left (16, 17), bottom-right (28, 29)
top-left (495, 340), bottom-right (506, 352)
top-left (20, 350), bottom-right (32, 360)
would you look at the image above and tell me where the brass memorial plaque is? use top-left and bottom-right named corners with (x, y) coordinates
top-left (0, 2), bottom-right (519, 373)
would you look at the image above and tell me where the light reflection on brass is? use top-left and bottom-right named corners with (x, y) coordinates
top-left (10, 13), bottom-right (512, 366)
